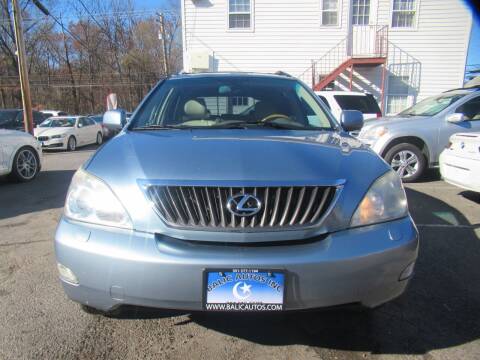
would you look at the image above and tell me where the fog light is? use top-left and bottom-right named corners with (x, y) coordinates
top-left (399, 262), bottom-right (415, 281)
top-left (57, 263), bottom-right (79, 285)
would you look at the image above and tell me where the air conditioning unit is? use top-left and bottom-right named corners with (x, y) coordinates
top-left (189, 51), bottom-right (211, 72)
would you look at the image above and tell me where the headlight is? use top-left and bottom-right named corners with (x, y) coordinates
top-left (51, 134), bottom-right (66, 139)
top-left (360, 126), bottom-right (388, 139)
top-left (351, 170), bottom-right (408, 227)
top-left (65, 168), bottom-right (132, 229)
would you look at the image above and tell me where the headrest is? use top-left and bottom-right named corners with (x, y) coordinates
top-left (184, 99), bottom-right (207, 117)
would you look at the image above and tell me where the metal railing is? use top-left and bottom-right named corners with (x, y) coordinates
top-left (297, 25), bottom-right (388, 88)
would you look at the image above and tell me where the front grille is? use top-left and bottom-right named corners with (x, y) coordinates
top-left (146, 185), bottom-right (337, 231)
top-left (37, 136), bottom-right (49, 141)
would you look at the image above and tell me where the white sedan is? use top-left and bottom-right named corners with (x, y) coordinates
top-left (440, 132), bottom-right (480, 192)
top-left (34, 116), bottom-right (103, 151)
top-left (0, 129), bottom-right (42, 182)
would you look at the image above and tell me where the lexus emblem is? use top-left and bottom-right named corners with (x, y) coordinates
top-left (227, 194), bottom-right (262, 217)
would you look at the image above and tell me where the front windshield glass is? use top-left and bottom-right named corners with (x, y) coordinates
top-left (0, 110), bottom-right (19, 126)
top-left (39, 118), bottom-right (76, 128)
top-left (399, 93), bottom-right (466, 117)
top-left (131, 76), bottom-right (335, 130)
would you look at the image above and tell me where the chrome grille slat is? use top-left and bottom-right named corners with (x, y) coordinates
top-left (310, 187), bottom-right (332, 223)
top-left (279, 187), bottom-right (294, 226)
top-left (289, 187), bottom-right (306, 225)
top-left (299, 187), bottom-right (319, 225)
top-left (147, 185), bottom-right (336, 231)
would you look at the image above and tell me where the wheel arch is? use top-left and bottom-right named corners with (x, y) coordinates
top-left (381, 136), bottom-right (430, 164)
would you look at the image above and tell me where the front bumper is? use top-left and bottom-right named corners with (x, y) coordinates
top-left (55, 216), bottom-right (419, 312)
top-left (440, 151), bottom-right (480, 192)
top-left (39, 138), bottom-right (67, 149)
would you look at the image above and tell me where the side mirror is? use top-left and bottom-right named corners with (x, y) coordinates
top-left (340, 110), bottom-right (364, 132)
top-left (103, 109), bottom-right (126, 130)
top-left (446, 113), bottom-right (465, 123)
top-left (77, 123), bottom-right (83, 128)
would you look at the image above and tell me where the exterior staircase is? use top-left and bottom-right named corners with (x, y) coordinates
top-left (298, 25), bottom-right (388, 99)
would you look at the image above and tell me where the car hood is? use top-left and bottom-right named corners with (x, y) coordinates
top-left (34, 127), bottom-right (73, 136)
top-left (85, 130), bottom-right (392, 235)
top-left (363, 115), bottom-right (429, 129)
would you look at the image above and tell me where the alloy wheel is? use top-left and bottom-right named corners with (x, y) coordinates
top-left (16, 149), bottom-right (38, 180)
top-left (390, 150), bottom-right (419, 179)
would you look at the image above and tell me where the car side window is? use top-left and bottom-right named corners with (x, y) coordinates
top-left (456, 96), bottom-right (480, 121)
top-left (87, 118), bottom-right (96, 126)
top-left (317, 95), bottom-right (331, 110)
top-left (33, 111), bottom-right (44, 125)
top-left (78, 118), bottom-right (86, 127)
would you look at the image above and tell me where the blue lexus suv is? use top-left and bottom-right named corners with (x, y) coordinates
top-left (55, 73), bottom-right (418, 314)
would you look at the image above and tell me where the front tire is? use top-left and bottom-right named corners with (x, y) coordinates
top-left (96, 132), bottom-right (103, 145)
top-left (67, 136), bottom-right (76, 151)
top-left (384, 143), bottom-right (426, 183)
top-left (9, 146), bottom-right (40, 182)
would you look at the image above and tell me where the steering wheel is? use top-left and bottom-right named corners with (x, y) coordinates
top-left (259, 113), bottom-right (290, 123)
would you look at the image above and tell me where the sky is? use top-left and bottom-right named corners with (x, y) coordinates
top-left (467, 15), bottom-right (480, 66)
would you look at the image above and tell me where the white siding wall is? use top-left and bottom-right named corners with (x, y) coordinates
top-left (183, 0), bottom-right (351, 77)
top-left (182, 0), bottom-right (472, 110)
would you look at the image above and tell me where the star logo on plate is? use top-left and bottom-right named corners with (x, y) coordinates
top-left (232, 281), bottom-right (252, 300)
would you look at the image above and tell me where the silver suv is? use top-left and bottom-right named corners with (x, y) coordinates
top-left (358, 87), bottom-right (480, 182)
top-left (55, 73), bottom-right (418, 314)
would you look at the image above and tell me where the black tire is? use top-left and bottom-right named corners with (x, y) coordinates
top-left (67, 136), bottom-right (76, 151)
top-left (9, 146), bottom-right (40, 182)
top-left (384, 143), bottom-right (426, 183)
top-left (96, 132), bottom-right (103, 145)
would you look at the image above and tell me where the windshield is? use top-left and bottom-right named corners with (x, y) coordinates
top-left (399, 93), bottom-right (466, 117)
top-left (130, 76), bottom-right (335, 130)
top-left (39, 118), bottom-right (76, 127)
top-left (334, 94), bottom-right (381, 114)
top-left (0, 110), bottom-right (19, 126)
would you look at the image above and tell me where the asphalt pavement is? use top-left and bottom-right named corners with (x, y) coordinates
top-left (0, 146), bottom-right (479, 360)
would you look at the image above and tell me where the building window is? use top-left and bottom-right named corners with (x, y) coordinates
top-left (229, 0), bottom-right (252, 29)
top-left (321, 0), bottom-right (339, 26)
top-left (232, 97), bottom-right (249, 107)
top-left (392, 0), bottom-right (417, 28)
top-left (387, 75), bottom-right (410, 114)
top-left (352, 0), bottom-right (370, 25)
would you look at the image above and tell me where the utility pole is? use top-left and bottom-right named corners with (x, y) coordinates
top-left (12, 0), bottom-right (34, 135)
top-left (157, 13), bottom-right (169, 76)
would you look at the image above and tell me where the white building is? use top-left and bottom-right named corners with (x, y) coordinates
top-left (180, 0), bottom-right (473, 114)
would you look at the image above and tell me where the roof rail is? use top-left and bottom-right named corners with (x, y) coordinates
top-left (443, 84), bottom-right (480, 92)
top-left (274, 71), bottom-right (293, 77)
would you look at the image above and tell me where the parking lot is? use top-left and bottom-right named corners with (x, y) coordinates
top-left (0, 147), bottom-right (479, 360)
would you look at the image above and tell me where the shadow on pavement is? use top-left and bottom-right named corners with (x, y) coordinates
top-left (115, 187), bottom-right (480, 355)
top-left (0, 169), bottom-right (75, 220)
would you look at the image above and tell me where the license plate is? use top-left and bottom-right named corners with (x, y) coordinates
top-left (204, 269), bottom-right (285, 311)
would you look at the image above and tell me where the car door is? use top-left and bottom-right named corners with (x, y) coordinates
top-left (439, 95), bottom-right (480, 157)
top-left (86, 118), bottom-right (98, 144)
top-left (76, 118), bottom-right (88, 145)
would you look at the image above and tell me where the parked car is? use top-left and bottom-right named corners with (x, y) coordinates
top-left (315, 91), bottom-right (382, 121)
top-left (357, 87), bottom-right (480, 182)
top-left (55, 72), bottom-right (418, 315)
top-left (0, 109), bottom-right (47, 130)
top-left (34, 116), bottom-right (103, 151)
top-left (440, 132), bottom-right (480, 192)
top-left (88, 114), bottom-right (112, 138)
top-left (0, 129), bottom-right (42, 182)
top-left (40, 110), bottom-right (68, 118)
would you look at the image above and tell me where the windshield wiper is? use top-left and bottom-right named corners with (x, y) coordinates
top-left (131, 124), bottom-right (180, 131)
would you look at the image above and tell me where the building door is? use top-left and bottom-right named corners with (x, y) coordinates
top-left (350, 0), bottom-right (377, 57)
